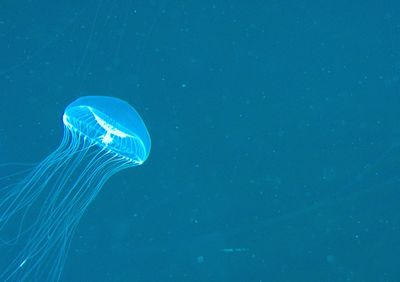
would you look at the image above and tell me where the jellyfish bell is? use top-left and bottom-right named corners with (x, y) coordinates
top-left (63, 96), bottom-right (151, 164)
top-left (0, 96), bottom-right (151, 281)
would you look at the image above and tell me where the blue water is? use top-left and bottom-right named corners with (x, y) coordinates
top-left (1, 1), bottom-right (399, 281)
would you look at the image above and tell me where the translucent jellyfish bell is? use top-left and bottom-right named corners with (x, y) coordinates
top-left (0, 96), bottom-right (151, 281)
top-left (64, 96), bottom-right (151, 164)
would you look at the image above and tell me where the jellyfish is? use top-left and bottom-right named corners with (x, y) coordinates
top-left (0, 96), bottom-right (151, 281)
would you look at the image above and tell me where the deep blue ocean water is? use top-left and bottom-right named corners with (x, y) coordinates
top-left (0, 1), bottom-right (399, 281)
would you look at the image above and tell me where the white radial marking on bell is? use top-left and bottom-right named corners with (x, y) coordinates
top-left (90, 108), bottom-right (129, 141)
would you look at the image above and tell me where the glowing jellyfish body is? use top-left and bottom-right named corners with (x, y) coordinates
top-left (0, 96), bottom-right (151, 281)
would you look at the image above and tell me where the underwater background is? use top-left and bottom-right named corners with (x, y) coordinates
top-left (0, 0), bottom-right (399, 281)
